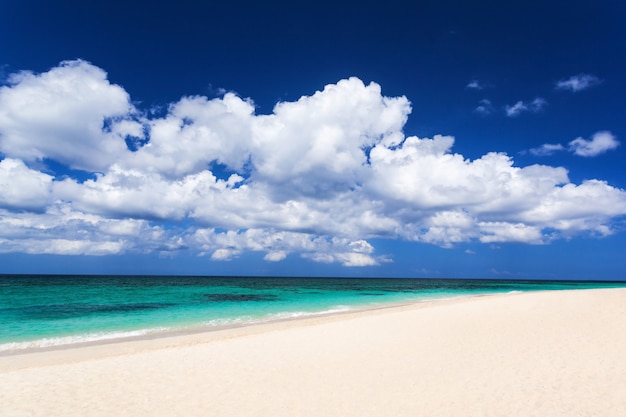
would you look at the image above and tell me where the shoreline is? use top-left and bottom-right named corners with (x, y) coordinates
top-left (2, 288), bottom-right (625, 416)
top-left (0, 290), bottom-right (498, 359)
top-left (3, 276), bottom-right (624, 357)
top-left (0, 288), bottom-right (620, 361)
top-left (0, 291), bottom-right (488, 367)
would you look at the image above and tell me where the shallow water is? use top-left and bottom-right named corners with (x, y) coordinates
top-left (1, 275), bottom-right (624, 351)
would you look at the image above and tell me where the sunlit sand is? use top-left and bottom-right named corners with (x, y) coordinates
top-left (1, 288), bottom-right (625, 416)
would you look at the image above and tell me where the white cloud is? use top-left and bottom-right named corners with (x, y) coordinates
top-left (505, 101), bottom-right (526, 117)
top-left (478, 222), bottom-right (543, 244)
top-left (248, 77), bottom-right (410, 198)
top-left (466, 80), bottom-right (489, 90)
top-left (529, 143), bottom-right (565, 156)
top-left (0, 158), bottom-right (53, 210)
top-left (556, 74), bottom-right (602, 92)
top-left (474, 99), bottom-right (494, 115)
top-left (505, 98), bottom-right (546, 117)
top-left (192, 228), bottom-right (383, 266)
top-left (0, 60), bottom-right (136, 171)
top-left (531, 98), bottom-right (547, 111)
top-left (568, 131), bottom-right (620, 157)
top-left (0, 202), bottom-right (171, 255)
top-left (336, 252), bottom-right (379, 267)
top-left (54, 166), bottom-right (245, 221)
top-left (367, 136), bottom-right (570, 217)
top-left (211, 248), bottom-right (240, 261)
top-left (419, 211), bottom-right (477, 247)
top-left (1, 61), bottom-right (626, 262)
top-left (122, 93), bottom-right (255, 177)
top-left (517, 179), bottom-right (626, 238)
top-left (527, 131), bottom-right (618, 158)
top-left (264, 251), bottom-right (287, 262)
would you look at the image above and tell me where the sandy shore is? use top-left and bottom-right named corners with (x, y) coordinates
top-left (1, 288), bottom-right (625, 417)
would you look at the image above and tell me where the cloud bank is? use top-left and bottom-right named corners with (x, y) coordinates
top-left (1, 60), bottom-right (626, 264)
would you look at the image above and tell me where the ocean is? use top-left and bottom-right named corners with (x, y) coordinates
top-left (1, 275), bottom-right (625, 353)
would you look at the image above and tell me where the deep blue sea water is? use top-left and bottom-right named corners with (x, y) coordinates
top-left (1, 275), bottom-right (625, 352)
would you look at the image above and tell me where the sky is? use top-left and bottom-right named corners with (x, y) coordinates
top-left (0, 0), bottom-right (625, 279)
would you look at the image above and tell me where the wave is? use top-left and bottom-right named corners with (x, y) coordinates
top-left (0, 306), bottom-right (354, 353)
top-left (197, 306), bottom-right (353, 327)
top-left (266, 306), bottom-right (352, 320)
top-left (0, 327), bottom-right (169, 353)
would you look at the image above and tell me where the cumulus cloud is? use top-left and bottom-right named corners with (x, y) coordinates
top-left (555, 74), bottom-right (602, 92)
top-left (0, 158), bottom-right (53, 210)
top-left (122, 93), bottom-right (255, 177)
top-left (0, 60), bottom-right (137, 171)
top-left (505, 98), bottom-right (547, 117)
top-left (568, 131), bottom-right (620, 157)
top-left (1, 61), bottom-right (625, 263)
top-left (248, 78), bottom-right (410, 198)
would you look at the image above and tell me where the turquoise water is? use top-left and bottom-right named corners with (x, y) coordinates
top-left (1, 275), bottom-right (625, 352)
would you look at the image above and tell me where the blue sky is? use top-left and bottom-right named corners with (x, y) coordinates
top-left (0, 0), bottom-right (625, 279)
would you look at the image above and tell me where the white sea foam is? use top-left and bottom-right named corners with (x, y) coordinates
top-left (198, 306), bottom-right (353, 328)
top-left (1, 307), bottom-right (357, 353)
top-left (0, 328), bottom-right (169, 353)
top-left (266, 306), bottom-right (352, 320)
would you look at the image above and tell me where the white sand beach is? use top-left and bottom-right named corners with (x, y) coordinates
top-left (1, 288), bottom-right (625, 417)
